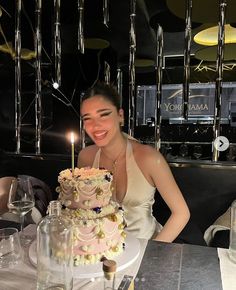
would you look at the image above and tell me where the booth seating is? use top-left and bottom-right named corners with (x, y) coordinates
top-left (8, 154), bottom-right (236, 246)
top-left (154, 161), bottom-right (236, 246)
top-left (8, 153), bottom-right (71, 200)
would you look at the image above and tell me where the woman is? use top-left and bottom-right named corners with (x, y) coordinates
top-left (78, 82), bottom-right (190, 241)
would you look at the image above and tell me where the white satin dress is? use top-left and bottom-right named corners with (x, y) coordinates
top-left (92, 139), bottom-right (162, 239)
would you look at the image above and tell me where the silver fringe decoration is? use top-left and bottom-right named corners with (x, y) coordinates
top-left (78, 0), bottom-right (84, 54)
top-left (183, 0), bottom-right (192, 120)
top-left (15, 0), bottom-right (22, 154)
top-left (128, 0), bottom-right (136, 137)
top-left (53, 0), bottom-right (61, 87)
top-left (154, 25), bottom-right (164, 150)
top-left (212, 0), bottom-right (227, 162)
top-left (103, 0), bottom-right (109, 27)
top-left (104, 61), bottom-right (110, 84)
top-left (79, 93), bottom-right (86, 150)
top-left (35, 0), bottom-right (42, 154)
top-left (116, 68), bottom-right (123, 107)
top-left (79, 117), bottom-right (86, 150)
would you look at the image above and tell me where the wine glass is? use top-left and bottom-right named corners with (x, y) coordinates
top-left (7, 177), bottom-right (35, 245)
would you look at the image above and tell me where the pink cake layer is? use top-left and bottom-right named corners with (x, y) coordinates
top-left (73, 217), bottom-right (124, 256)
top-left (61, 206), bottom-right (125, 265)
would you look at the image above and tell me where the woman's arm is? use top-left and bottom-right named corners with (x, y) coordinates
top-left (145, 147), bottom-right (190, 242)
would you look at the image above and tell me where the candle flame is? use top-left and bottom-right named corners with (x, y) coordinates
top-left (70, 132), bottom-right (75, 144)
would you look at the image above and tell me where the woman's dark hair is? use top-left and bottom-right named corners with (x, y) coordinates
top-left (81, 82), bottom-right (121, 111)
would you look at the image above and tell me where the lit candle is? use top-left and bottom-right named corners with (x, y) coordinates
top-left (70, 132), bottom-right (75, 175)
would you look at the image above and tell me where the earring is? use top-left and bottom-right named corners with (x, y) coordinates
top-left (120, 119), bottom-right (124, 127)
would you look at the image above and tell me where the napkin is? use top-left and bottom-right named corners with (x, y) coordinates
top-left (217, 247), bottom-right (236, 290)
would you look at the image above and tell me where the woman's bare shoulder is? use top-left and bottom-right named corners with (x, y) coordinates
top-left (132, 141), bottom-right (166, 168)
top-left (132, 141), bottom-right (161, 158)
top-left (77, 145), bottom-right (99, 167)
top-left (130, 141), bottom-right (167, 185)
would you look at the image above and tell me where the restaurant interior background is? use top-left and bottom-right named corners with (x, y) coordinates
top-left (0, 0), bottom-right (236, 161)
top-left (1, 0), bottom-right (236, 248)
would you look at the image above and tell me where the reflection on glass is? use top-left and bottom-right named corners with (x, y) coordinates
top-left (0, 228), bottom-right (22, 268)
top-left (179, 144), bottom-right (188, 158)
top-left (226, 145), bottom-right (236, 161)
top-left (193, 145), bottom-right (202, 159)
top-left (164, 143), bottom-right (174, 161)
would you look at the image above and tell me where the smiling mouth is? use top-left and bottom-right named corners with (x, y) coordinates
top-left (93, 131), bottom-right (107, 140)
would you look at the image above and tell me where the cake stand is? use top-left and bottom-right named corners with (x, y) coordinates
top-left (29, 233), bottom-right (140, 278)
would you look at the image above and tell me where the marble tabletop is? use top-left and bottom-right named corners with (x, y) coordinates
top-left (135, 240), bottom-right (223, 290)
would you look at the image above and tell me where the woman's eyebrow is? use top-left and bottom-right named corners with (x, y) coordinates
top-left (81, 108), bottom-right (112, 118)
top-left (97, 108), bottom-right (112, 113)
top-left (81, 113), bottom-right (89, 118)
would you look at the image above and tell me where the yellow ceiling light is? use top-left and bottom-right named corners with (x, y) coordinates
top-left (195, 43), bottom-right (236, 61)
top-left (194, 24), bottom-right (236, 46)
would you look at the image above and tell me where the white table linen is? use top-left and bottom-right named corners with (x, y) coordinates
top-left (218, 247), bottom-right (236, 290)
top-left (0, 224), bottom-right (147, 290)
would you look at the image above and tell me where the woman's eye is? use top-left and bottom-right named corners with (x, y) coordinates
top-left (100, 112), bottom-right (111, 117)
top-left (82, 118), bottom-right (90, 122)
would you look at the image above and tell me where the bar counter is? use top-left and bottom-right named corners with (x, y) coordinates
top-left (7, 151), bottom-right (236, 168)
top-left (168, 158), bottom-right (236, 169)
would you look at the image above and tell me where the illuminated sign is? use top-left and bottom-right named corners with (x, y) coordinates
top-left (136, 82), bottom-right (236, 124)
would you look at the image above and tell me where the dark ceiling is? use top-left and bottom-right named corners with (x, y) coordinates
top-left (1, 0), bottom-right (236, 90)
top-left (1, 0), bottom-right (236, 153)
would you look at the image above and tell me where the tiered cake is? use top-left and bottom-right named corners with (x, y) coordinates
top-left (56, 167), bottom-right (126, 265)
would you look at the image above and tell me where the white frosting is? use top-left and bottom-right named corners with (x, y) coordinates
top-left (57, 167), bottom-right (113, 210)
top-left (57, 167), bottom-right (125, 265)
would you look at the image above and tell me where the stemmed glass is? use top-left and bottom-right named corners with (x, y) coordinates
top-left (7, 177), bottom-right (35, 245)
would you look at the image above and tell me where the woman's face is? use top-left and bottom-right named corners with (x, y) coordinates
top-left (80, 95), bottom-right (123, 147)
